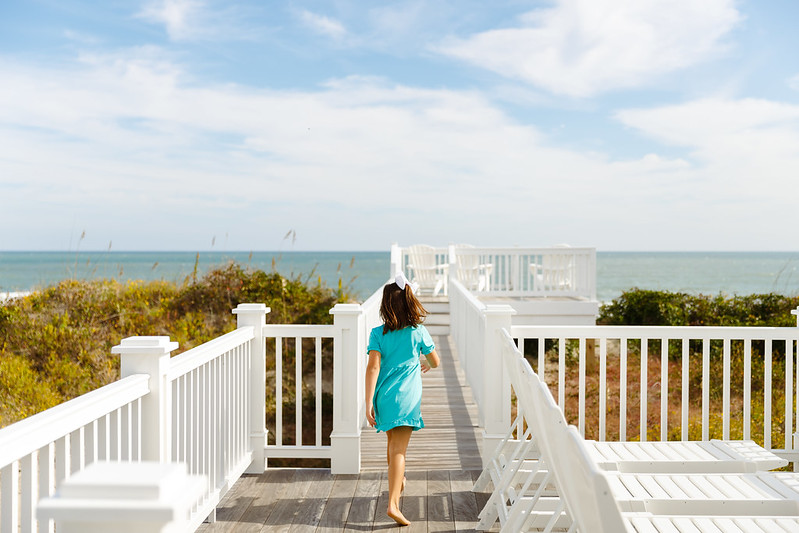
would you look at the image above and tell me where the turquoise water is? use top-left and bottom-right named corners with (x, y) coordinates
top-left (2, 251), bottom-right (798, 302)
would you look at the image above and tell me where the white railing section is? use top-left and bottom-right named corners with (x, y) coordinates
top-left (0, 300), bottom-right (371, 533)
top-left (449, 279), bottom-right (488, 411)
top-left (391, 243), bottom-right (597, 300)
top-left (166, 327), bottom-right (255, 531)
top-left (258, 304), bottom-right (364, 473)
top-left (450, 291), bottom-right (799, 464)
top-left (455, 246), bottom-right (596, 299)
top-left (262, 324), bottom-right (335, 458)
top-left (0, 374), bottom-right (149, 533)
top-left (510, 325), bottom-right (799, 457)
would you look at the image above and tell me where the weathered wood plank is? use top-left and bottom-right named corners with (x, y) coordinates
top-left (228, 469), bottom-right (296, 533)
top-left (261, 469), bottom-right (319, 532)
top-left (426, 470), bottom-right (454, 532)
top-left (315, 474), bottom-right (358, 532)
top-left (287, 470), bottom-right (335, 532)
top-left (343, 471), bottom-right (381, 531)
top-left (451, 470), bottom-right (481, 533)
top-left (403, 470), bottom-right (428, 533)
top-left (196, 474), bottom-right (258, 532)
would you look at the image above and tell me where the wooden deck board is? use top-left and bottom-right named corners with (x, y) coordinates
top-left (197, 334), bottom-right (493, 532)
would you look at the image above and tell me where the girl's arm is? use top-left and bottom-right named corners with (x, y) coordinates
top-left (365, 350), bottom-right (381, 427)
top-left (420, 349), bottom-right (440, 373)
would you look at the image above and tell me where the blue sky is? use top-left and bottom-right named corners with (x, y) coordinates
top-left (1, 0), bottom-right (798, 252)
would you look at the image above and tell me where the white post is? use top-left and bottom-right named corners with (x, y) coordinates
top-left (330, 303), bottom-right (364, 474)
top-left (113, 336), bottom-right (178, 463)
top-left (481, 305), bottom-right (516, 465)
top-left (37, 462), bottom-right (204, 533)
top-left (390, 242), bottom-right (402, 278)
top-left (793, 306), bottom-right (799, 464)
top-left (233, 303), bottom-right (270, 473)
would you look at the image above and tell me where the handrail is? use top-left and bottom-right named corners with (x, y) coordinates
top-left (167, 327), bottom-right (255, 380)
top-left (509, 323), bottom-right (799, 453)
top-left (262, 324), bottom-right (335, 337)
top-left (0, 374), bottom-right (150, 466)
top-left (510, 324), bottom-right (799, 340)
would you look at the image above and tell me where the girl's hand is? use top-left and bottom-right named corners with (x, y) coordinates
top-left (420, 357), bottom-right (431, 373)
top-left (366, 404), bottom-right (376, 427)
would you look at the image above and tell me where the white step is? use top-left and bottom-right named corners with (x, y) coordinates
top-left (425, 325), bottom-right (450, 336)
top-left (424, 313), bottom-right (450, 326)
top-left (424, 302), bottom-right (450, 314)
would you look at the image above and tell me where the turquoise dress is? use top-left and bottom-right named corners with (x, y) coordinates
top-left (367, 324), bottom-right (435, 433)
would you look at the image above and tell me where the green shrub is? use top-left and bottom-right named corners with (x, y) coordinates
top-left (0, 262), bottom-right (351, 427)
top-left (599, 289), bottom-right (799, 327)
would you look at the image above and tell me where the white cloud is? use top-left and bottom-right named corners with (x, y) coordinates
top-left (615, 98), bottom-right (799, 202)
top-left (1, 52), bottom-right (797, 251)
top-left (297, 9), bottom-right (347, 40)
top-left (436, 0), bottom-right (742, 97)
top-left (137, 0), bottom-right (204, 41)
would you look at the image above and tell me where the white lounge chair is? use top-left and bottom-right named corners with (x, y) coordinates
top-left (475, 332), bottom-right (788, 530)
top-left (550, 424), bottom-right (799, 533)
top-left (406, 244), bottom-right (448, 296)
top-left (529, 245), bottom-right (576, 292)
top-left (512, 362), bottom-right (799, 532)
top-left (454, 244), bottom-right (493, 292)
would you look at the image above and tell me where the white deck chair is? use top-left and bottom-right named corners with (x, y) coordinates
top-left (406, 244), bottom-right (448, 296)
top-left (517, 370), bottom-right (799, 531)
top-left (552, 424), bottom-right (799, 533)
top-left (454, 244), bottom-right (493, 291)
top-left (475, 334), bottom-right (787, 530)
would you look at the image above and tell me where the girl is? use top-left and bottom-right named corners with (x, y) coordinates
top-left (365, 273), bottom-right (440, 526)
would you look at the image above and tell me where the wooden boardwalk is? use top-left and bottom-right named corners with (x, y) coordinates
top-left (197, 335), bottom-right (493, 532)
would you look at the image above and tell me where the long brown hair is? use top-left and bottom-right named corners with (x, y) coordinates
top-left (380, 282), bottom-right (428, 333)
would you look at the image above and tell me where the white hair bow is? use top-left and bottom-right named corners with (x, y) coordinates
top-left (395, 272), bottom-right (419, 294)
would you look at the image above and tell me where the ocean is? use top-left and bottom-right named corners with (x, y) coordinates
top-left (1, 251), bottom-right (798, 303)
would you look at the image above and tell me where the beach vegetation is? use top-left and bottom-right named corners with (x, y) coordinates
top-left (0, 262), bottom-right (351, 428)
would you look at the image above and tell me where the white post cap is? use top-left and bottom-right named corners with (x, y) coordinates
top-left (37, 461), bottom-right (205, 526)
top-left (111, 336), bottom-right (179, 355)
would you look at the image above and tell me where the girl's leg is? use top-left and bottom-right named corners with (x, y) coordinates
top-left (386, 426), bottom-right (413, 526)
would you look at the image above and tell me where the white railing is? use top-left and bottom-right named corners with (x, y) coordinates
top-left (262, 324), bottom-right (334, 458)
top-left (0, 374), bottom-right (149, 533)
top-left (511, 325), bottom-right (799, 454)
top-left (449, 279), bottom-right (488, 411)
top-left (166, 327), bottom-right (255, 531)
top-left (391, 243), bottom-right (597, 300)
top-left (257, 304), bottom-right (364, 472)
top-left (455, 246), bottom-right (596, 299)
top-left (0, 301), bottom-right (370, 533)
top-left (449, 291), bottom-right (799, 464)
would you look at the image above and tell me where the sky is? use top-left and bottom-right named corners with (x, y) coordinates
top-left (1, 0), bottom-right (798, 252)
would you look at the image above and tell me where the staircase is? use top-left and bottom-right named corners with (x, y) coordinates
top-left (420, 296), bottom-right (450, 336)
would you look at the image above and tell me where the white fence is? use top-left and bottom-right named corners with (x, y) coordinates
top-left (449, 287), bottom-right (799, 464)
top-left (512, 325), bottom-right (799, 451)
top-left (0, 375), bottom-right (149, 533)
top-left (391, 243), bottom-right (596, 300)
top-left (0, 302), bottom-right (369, 533)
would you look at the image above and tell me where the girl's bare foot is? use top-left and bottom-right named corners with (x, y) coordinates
top-left (387, 506), bottom-right (410, 526)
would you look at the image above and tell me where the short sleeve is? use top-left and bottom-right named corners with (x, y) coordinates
top-left (419, 326), bottom-right (435, 355)
top-left (367, 326), bottom-right (382, 353)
